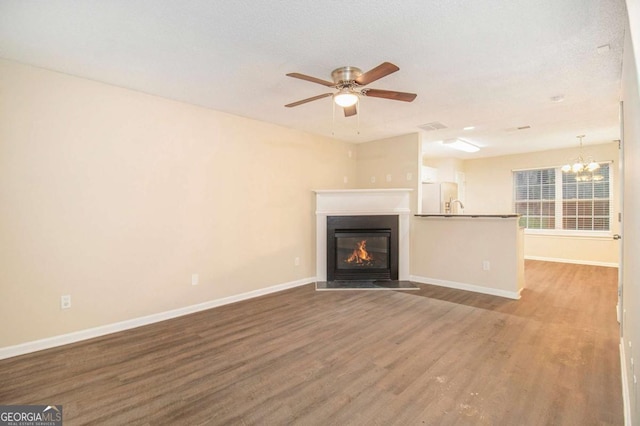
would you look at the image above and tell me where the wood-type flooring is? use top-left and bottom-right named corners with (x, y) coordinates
top-left (0, 261), bottom-right (624, 425)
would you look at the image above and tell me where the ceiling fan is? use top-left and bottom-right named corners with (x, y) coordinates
top-left (284, 62), bottom-right (417, 117)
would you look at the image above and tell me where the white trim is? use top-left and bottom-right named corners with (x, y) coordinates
top-left (525, 229), bottom-right (612, 239)
top-left (0, 277), bottom-right (314, 361)
top-left (410, 275), bottom-right (521, 300)
top-left (315, 208), bottom-right (411, 216)
top-left (620, 337), bottom-right (632, 426)
top-left (511, 160), bottom-right (614, 173)
top-left (313, 188), bottom-right (413, 194)
top-left (524, 255), bottom-right (618, 268)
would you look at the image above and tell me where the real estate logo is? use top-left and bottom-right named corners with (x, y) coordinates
top-left (0, 405), bottom-right (62, 426)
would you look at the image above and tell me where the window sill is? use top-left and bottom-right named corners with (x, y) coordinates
top-left (524, 229), bottom-right (613, 239)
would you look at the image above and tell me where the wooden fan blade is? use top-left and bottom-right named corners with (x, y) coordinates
top-left (355, 62), bottom-right (399, 86)
top-left (363, 88), bottom-right (417, 102)
top-left (285, 93), bottom-right (333, 108)
top-left (286, 73), bottom-right (335, 87)
top-left (344, 104), bottom-right (357, 117)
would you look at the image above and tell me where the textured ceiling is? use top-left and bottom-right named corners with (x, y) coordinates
top-left (0, 0), bottom-right (628, 158)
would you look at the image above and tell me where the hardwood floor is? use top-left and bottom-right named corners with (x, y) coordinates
top-left (0, 261), bottom-right (623, 425)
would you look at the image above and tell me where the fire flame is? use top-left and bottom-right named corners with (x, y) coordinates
top-left (345, 240), bottom-right (373, 264)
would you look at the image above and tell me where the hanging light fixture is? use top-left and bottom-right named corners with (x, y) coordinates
top-left (561, 135), bottom-right (600, 177)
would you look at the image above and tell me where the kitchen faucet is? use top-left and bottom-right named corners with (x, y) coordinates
top-left (445, 197), bottom-right (465, 213)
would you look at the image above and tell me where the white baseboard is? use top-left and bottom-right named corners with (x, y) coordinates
top-left (410, 275), bottom-right (521, 300)
top-left (525, 255), bottom-right (618, 268)
top-left (620, 337), bottom-right (632, 426)
top-left (0, 277), bottom-right (314, 361)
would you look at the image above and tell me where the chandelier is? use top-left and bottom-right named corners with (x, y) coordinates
top-left (561, 135), bottom-right (600, 181)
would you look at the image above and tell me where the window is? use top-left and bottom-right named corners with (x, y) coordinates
top-left (514, 168), bottom-right (555, 229)
top-left (513, 163), bottom-right (611, 232)
top-left (562, 163), bottom-right (610, 231)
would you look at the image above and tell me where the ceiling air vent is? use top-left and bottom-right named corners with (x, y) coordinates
top-left (419, 121), bottom-right (448, 131)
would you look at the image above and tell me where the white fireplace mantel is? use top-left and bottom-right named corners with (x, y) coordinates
top-left (314, 189), bottom-right (412, 281)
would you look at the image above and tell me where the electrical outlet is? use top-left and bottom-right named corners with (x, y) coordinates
top-left (294, 257), bottom-right (300, 266)
top-left (370, 176), bottom-right (376, 183)
top-left (482, 261), bottom-right (491, 271)
top-left (343, 176), bottom-right (348, 184)
top-left (191, 273), bottom-right (199, 286)
top-left (406, 172), bottom-right (412, 181)
top-left (61, 295), bottom-right (71, 310)
top-left (386, 174), bottom-right (392, 182)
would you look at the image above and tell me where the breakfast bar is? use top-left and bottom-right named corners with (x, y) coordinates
top-left (411, 214), bottom-right (525, 299)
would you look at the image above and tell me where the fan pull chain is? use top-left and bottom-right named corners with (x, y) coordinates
top-left (357, 98), bottom-right (360, 135)
top-left (332, 100), bottom-right (336, 136)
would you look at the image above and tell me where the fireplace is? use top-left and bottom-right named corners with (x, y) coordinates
top-left (327, 215), bottom-right (399, 281)
top-left (314, 189), bottom-right (411, 283)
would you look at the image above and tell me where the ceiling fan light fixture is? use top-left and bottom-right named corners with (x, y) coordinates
top-left (334, 91), bottom-right (359, 107)
top-left (441, 138), bottom-right (480, 153)
top-left (285, 62), bottom-right (416, 117)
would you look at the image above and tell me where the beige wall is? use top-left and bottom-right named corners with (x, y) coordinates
top-left (621, 6), bottom-right (640, 424)
top-left (422, 157), bottom-right (465, 183)
top-left (354, 133), bottom-right (421, 211)
top-left (462, 144), bottom-right (620, 265)
top-left (0, 54), bottom-right (628, 354)
top-left (411, 217), bottom-right (524, 298)
top-left (0, 59), bottom-right (355, 347)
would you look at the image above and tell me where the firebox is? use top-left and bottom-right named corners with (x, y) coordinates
top-left (327, 215), bottom-right (399, 281)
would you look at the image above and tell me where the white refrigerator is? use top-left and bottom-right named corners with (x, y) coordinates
top-left (421, 182), bottom-right (459, 214)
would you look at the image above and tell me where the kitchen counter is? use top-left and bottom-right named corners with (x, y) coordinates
top-left (415, 214), bottom-right (519, 218)
top-left (411, 215), bottom-right (525, 299)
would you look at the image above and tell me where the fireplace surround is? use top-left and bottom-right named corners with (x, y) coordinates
top-left (314, 188), bottom-right (412, 282)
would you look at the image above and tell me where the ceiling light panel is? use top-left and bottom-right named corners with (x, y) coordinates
top-left (441, 138), bottom-right (480, 153)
